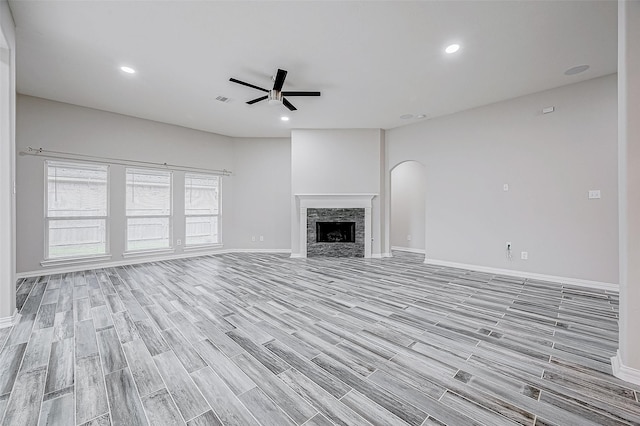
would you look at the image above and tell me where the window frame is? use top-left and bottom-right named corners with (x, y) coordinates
top-left (184, 172), bottom-right (221, 248)
top-left (124, 167), bottom-right (174, 254)
top-left (43, 159), bottom-right (110, 261)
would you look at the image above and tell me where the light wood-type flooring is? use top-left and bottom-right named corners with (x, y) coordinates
top-left (1, 251), bottom-right (638, 425)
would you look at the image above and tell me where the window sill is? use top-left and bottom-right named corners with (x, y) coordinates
top-left (183, 243), bottom-right (224, 252)
top-left (122, 248), bottom-right (176, 258)
top-left (41, 254), bottom-right (112, 268)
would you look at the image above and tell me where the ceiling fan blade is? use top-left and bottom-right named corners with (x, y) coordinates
top-left (282, 91), bottom-right (321, 97)
top-left (229, 78), bottom-right (268, 92)
top-left (246, 95), bottom-right (268, 105)
top-left (282, 98), bottom-right (297, 111)
top-left (273, 69), bottom-right (288, 91)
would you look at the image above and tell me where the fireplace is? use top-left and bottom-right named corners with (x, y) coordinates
top-left (316, 222), bottom-right (356, 243)
top-left (307, 208), bottom-right (364, 257)
top-left (294, 194), bottom-right (376, 258)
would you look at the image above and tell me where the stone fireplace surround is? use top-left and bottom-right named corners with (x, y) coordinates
top-left (294, 194), bottom-right (376, 258)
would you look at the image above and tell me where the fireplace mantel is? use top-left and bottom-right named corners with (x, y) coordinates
top-left (294, 194), bottom-right (377, 258)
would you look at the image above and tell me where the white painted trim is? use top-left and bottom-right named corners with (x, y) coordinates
top-left (229, 249), bottom-right (291, 254)
top-left (16, 248), bottom-right (290, 278)
top-left (0, 309), bottom-right (17, 329)
top-left (612, 350), bottom-right (640, 386)
top-left (424, 258), bottom-right (618, 291)
top-left (371, 253), bottom-right (383, 259)
top-left (391, 246), bottom-right (426, 255)
top-left (41, 254), bottom-right (112, 268)
top-left (122, 248), bottom-right (176, 259)
top-left (289, 253), bottom-right (303, 259)
top-left (382, 252), bottom-right (393, 258)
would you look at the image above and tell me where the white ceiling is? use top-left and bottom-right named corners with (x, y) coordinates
top-left (8, 0), bottom-right (617, 138)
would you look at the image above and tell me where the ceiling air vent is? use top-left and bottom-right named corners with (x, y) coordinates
top-left (215, 95), bottom-right (231, 103)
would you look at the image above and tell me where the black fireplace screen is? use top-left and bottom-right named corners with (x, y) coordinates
top-left (316, 222), bottom-right (356, 243)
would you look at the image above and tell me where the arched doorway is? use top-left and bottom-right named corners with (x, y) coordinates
top-left (390, 160), bottom-right (426, 259)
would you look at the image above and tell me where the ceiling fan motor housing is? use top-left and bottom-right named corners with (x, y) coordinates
top-left (268, 89), bottom-right (283, 105)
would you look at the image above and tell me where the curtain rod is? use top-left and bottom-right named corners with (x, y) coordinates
top-left (19, 147), bottom-right (232, 176)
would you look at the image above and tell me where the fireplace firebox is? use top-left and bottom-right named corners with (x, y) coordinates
top-left (316, 222), bottom-right (356, 243)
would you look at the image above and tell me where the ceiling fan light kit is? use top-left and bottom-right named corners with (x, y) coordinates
top-left (230, 68), bottom-right (321, 111)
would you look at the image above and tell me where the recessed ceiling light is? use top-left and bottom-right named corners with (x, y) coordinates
top-left (564, 64), bottom-right (589, 76)
top-left (445, 44), bottom-right (460, 54)
top-left (281, 116), bottom-right (290, 121)
top-left (400, 114), bottom-right (414, 120)
top-left (120, 66), bottom-right (136, 74)
top-left (415, 114), bottom-right (427, 119)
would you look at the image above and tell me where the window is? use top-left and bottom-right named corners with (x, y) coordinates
top-left (185, 173), bottom-right (220, 246)
top-left (46, 161), bottom-right (108, 259)
top-left (126, 168), bottom-right (172, 251)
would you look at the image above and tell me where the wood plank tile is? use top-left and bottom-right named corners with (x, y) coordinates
top-left (97, 327), bottom-right (128, 374)
top-left (45, 338), bottom-right (74, 394)
top-left (190, 366), bottom-right (258, 425)
top-left (278, 367), bottom-right (371, 426)
top-left (141, 388), bottom-right (185, 425)
top-left (237, 387), bottom-right (296, 426)
top-left (186, 410), bottom-right (222, 426)
top-left (233, 352), bottom-right (316, 424)
top-left (38, 392), bottom-right (74, 426)
top-left (160, 328), bottom-right (207, 373)
top-left (0, 343), bottom-right (27, 395)
top-left (105, 367), bottom-right (148, 426)
top-left (76, 355), bottom-right (109, 424)
top-left (20, 328), bottom-right (54, 373)
top-left (2, 369), bottom-right (47, 426)
top-left (265, 339), bottom-right (351, 398)
top-left (136, 320), bottom-right (170, 356)
top-left (75, 320), bottom-right (99, 359)
top-left (123, 339), bottom-right (165, 398)
top-left (192, 339), bottom-right (256, 395)
top-left (153, 350), bottom-right (210, 421)
top-left (35, 304), bottom-right (57, 330)
top-left (226, 329), bottom-right (290, 375)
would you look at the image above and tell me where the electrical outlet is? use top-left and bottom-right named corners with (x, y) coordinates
top-left (407, 235), bottom-right (412, 241)
top-left (588, 190), bottom-right (601, 199)
top-left (259, 236), bottom-right (264, 242)
top-left (251, 236), bottom-right (256, 242)
top-left (176, 239), bottom-right (181, 246)
top-left (521, 251), bottom-right (528, 260)
top-left (503, 183), bottom-right (509, 191)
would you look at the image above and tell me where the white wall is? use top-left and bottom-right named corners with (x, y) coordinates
top-left (391, 161), bottom-right (426, 252)
top-left (16, 95), bottom-right (235, 273)
top-left (290, 129), bottom-right (384, 256)
top-left (0, 0), bottom-right (16, 321)
top-left (386, 74), bottom-right (618, 283)
top-left (229, 137), bottom-right (291, 250)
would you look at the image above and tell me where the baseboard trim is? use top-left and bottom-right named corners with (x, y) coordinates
top-left (16, 248), bottom-right (292, 279)
top-left (391, 246), bottom-right (426, 255)
top-left (382, 252), bottom-right (393, 258)
top-left (611, 350), bottom-right (640, 386)
top-left (371, 254), bottom-right (383, 259)
top-left (0, 309), bottom-right (18, 329)
top-left (424, 258), bottom-right (618, 292)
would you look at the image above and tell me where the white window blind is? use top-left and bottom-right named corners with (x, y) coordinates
top-left (185, 173), bottom-right (220, 246)
top-left (126, 168), bottom-right (172, 251)
top-left (46, 161), bottom-right (109, 259)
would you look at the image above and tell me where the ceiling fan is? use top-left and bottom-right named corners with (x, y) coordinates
top-left (229, 69), bottom-right (320, 111)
